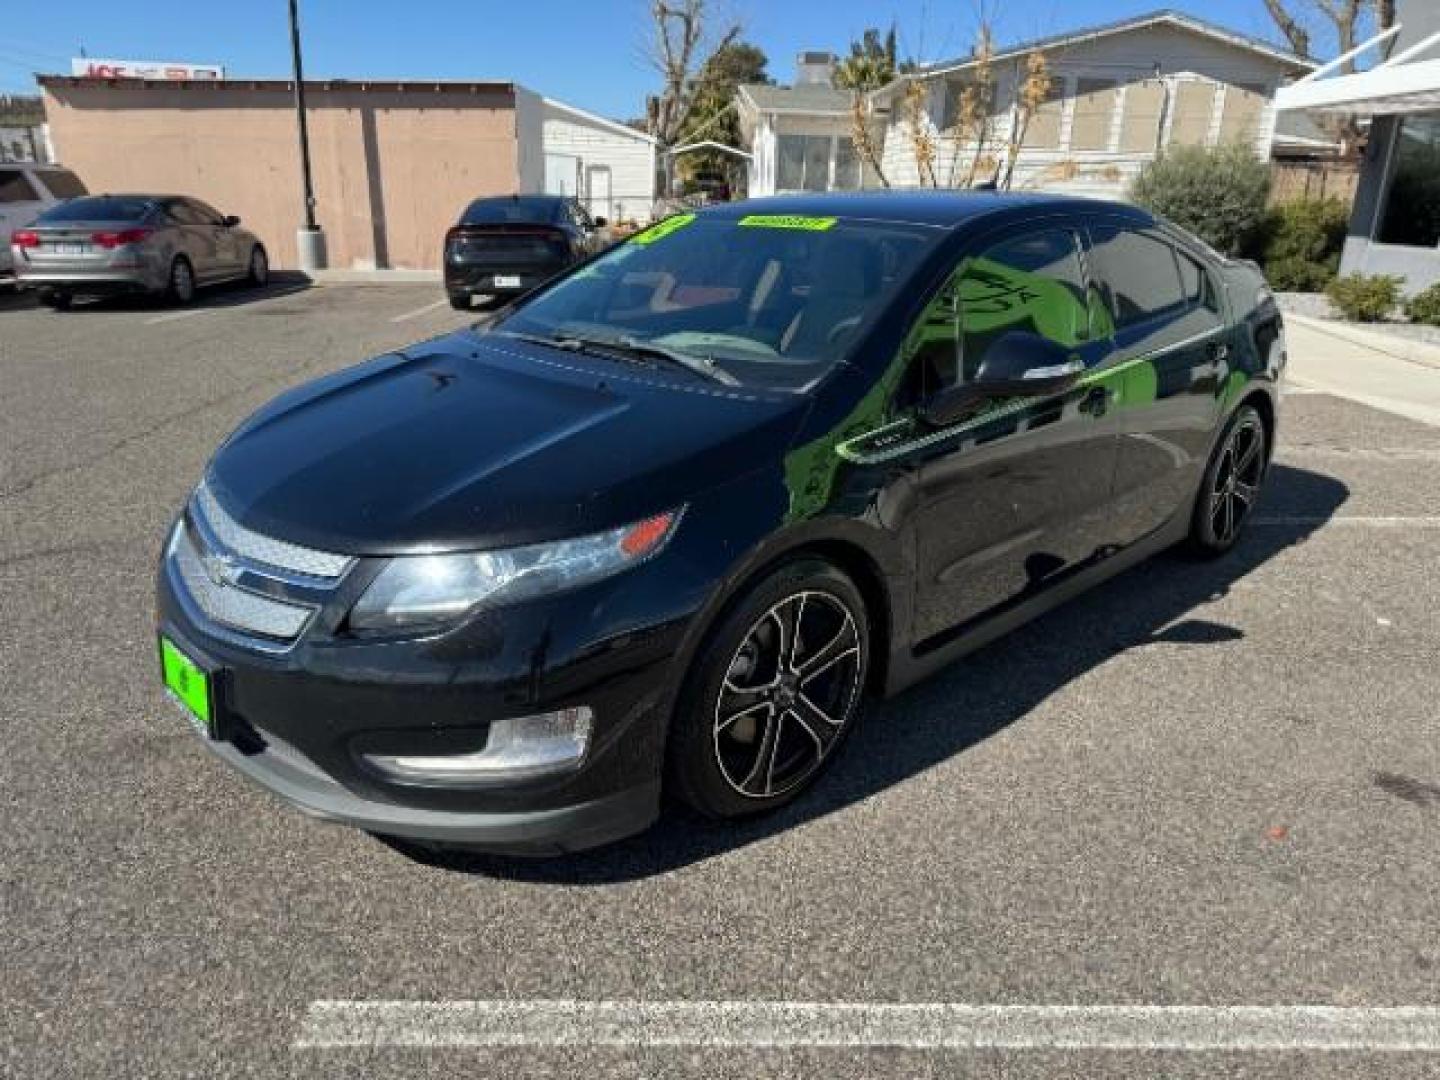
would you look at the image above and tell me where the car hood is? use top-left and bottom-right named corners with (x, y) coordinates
top-left (207, 329), bottom-right (805, 554)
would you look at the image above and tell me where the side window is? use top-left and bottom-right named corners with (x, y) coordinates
top-left (1089, 226), bottom-right (1186, 328)
top-left (189, 199), bottom-right (225, 224)
top-left (902, 228), bottom-right (1100, 402)
top-left (0, 170), bottom-right (41, 203)
top-left (957, 229), bottom-right (1095, 384)
top-left (36, 170), bottom-right (87, 199)
top-left (1176, 248), bottom-right (1220, 314)
top-left (166, 201), bottom-right (201, 226)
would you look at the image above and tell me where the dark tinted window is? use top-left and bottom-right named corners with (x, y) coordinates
top-left (0, 170), bottom-right (40, 203)
top-left (37, 170), bottom-right (87, 199)
top-left (166, 200), bottom-right (205, 225)
top-left (1175, 248), bottom-right (1219, 312)
top-left (1378, 114), bottom-right (1440, 248)
top-left (188, 199), bottom-right (225, 224)
top-left (1089, 227), bottom-right (1186, 327)
top-left (37, 196), bottom-right (154, 222)
top-left (461, 197), bottom-right (566, 225)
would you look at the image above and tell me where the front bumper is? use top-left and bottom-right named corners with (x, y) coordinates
top-left (156, 540), bottom-right (702, 852)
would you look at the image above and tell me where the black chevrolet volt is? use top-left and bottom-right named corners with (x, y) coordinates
top-left (157, 192), bottom-right (1284, 854)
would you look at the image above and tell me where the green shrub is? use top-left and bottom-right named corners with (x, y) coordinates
top-left (1405, 283), bottom-right (1440, 326)
top-left (1259, 198), bottom-right (1349, 290)
top-left (1325, 274), bottom-right (1405, 322)
top-left (1130, 144), bottom-right (1272, 256)
top-left (1265, 254), bottom-right (1341, 292)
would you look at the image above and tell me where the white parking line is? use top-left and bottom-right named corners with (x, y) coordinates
top-left (295, 1000), bottom-right (1440, 1052)
top-left (1253, 515), bottom-right (1440, 527)
top-left (144, 308), bottom-right (208, 326)
top-left (389, 298), bottom-right (449, 323)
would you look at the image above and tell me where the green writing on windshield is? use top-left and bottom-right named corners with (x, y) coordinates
top-left (629, 213), bottom-right (696, 246)
top-left (738, 215), bottom-right (837, 231)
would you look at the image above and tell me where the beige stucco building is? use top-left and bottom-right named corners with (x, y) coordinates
top-left (38, 76), bottom-right (656, 271)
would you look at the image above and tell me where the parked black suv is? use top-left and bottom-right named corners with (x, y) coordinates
top-left (157, 192), bottom-right (1284, 855)
top-left (443, 194), bottom-right (607, 310)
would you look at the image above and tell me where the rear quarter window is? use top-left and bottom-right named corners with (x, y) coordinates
top-left (1089, 226), bottom-right (1186, 327)
top-left (36, 170), bottom-right (87, 199)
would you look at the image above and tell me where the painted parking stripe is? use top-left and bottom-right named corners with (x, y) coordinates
top-left (144, 308), bottom-right (208, 326)
top-left (295, 1000), bottom-right (1440, 1052)
top-left (389, 298), bottom-right (450, 323)
top-left (1253, 515), bottom-right (1440, 527)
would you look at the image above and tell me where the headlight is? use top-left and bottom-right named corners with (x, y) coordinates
top-left (349, 509), bottom-right (682, 631)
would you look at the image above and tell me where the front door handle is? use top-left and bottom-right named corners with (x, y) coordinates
top-left (1079, 385), bottom-right (1110, 417)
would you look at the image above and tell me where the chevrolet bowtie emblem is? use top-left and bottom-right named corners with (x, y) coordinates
top-left (202, 548), bottom-right (243, 588)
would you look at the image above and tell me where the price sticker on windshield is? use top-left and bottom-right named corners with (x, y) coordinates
top-left (738, 215), bottom-right (837, 231)
top-left (629, 213), bottom-right (697, 246)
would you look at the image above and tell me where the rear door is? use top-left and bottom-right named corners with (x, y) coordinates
top-left (1086, 223), bottom-right (1230, 543)
top-left (0, 168), bottom-right (46, 275)
top-left (898, 221), bottom-right (1126, 642)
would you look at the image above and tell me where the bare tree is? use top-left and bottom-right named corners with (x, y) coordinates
top-left (1262, 0), bottom-right (1400, 70)
top-left (999, 51), bottom-right (1053, 190)
top-left (644, 0), bottom-right (741, 149)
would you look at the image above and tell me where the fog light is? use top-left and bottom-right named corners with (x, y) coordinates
top-left (364, 707), bottom-right (593, 784)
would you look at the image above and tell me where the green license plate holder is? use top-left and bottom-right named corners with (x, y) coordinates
top-left (159, 635), bottom-right (223, 739)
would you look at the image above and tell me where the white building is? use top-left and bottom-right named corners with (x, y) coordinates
top-left (1277, 2), bottom-right (1440, 293)
top-left (872, 10), bottom-right (1316, 196)
top-left (515, 92), bottom-right (657, 225)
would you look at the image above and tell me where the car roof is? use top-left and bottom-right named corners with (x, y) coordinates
top-left (700, 190), bottom-right (1154, 231)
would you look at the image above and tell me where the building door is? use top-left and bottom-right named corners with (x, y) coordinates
top-left (585, 165), bottom-right (612, 223)
top-left (544, 153), bottom-right (579, 196)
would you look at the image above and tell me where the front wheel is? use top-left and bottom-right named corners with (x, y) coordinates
top-left (1189, 403), bottom-right (1268, 556)
top-left (667, 559), bottom-right (869, 819)
top-left (167, 256), bottom-right (196, 306)
top-left (247, 245), bottom-right (269, 287)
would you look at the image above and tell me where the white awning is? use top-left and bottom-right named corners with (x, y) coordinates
top-left (1276, 24), bottom-right (1440, 117)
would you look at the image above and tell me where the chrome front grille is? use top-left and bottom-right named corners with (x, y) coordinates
top-left (195, 482), bottom-right (352, 580)
top-left (167, 483), bottom-right (354, 648)
top-left (170, 525), bottom-right (315, 641)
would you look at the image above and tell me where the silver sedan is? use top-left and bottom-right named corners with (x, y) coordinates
top-left (11, 193), bottom-right (268, 309)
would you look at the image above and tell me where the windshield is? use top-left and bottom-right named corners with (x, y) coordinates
top-left (462, 197), bottom-right (566, 225)
top-left (492, 214), bottom-right (943, 392)
top-left (38, 195), bottom-right (153, 223)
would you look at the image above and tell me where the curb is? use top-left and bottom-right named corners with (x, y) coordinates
top-left (306, 268), bottom-right (440, 285)
top-left (1284, 313), bottom-right (1440, 371)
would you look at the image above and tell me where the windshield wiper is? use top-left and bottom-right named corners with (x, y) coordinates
top-left (509, 330), bottom-right (737, 386)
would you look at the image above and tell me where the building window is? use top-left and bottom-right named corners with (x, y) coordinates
top-left (833, 136), bottom-right (862, 190)
top-left (1071, 79), bottom-right (1116, 151)
top-left (1378, 115), bottom-right (1440, 249)
top-left (1020, 77), bottom-right (1065, 149)
top-left (1168, 80), bottom-right (1218, 146)
top-left (777, 133), bottom-right (841, 191)
top-left (1218, 83), bottom-right (1267, 146)
top-left (1119, 80), bottom-right (1166, 153)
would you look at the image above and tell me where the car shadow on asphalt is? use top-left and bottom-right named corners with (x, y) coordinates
top-left (386, 463), bottom-right (1350, 884)
top-left (19, 271), bottom-right (312, 314)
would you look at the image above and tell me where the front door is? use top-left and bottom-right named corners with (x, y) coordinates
top-left (898, 224), bottom-right (1126, 644)
top-left (1086, 223), bottom-right (1230, 544)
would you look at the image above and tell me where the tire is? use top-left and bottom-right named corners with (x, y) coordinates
top-left (247, 245), bottom-right (269, 287)
top-left (448, 292), bottom-right (471, 311)
top-left (1189, 403), bottom-right (1268, 557)
top-left (167, 256), bottom-right (196, 306)
top-left (667, 558), bottom-right (869, 819)
top-left (40, 289), bottom-right (72, 311)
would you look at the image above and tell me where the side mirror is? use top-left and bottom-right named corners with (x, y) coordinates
top-left (592, 216), bottom-right (608, 229)
top-left (222, 214), bottom-right (241, 227)
top-left (919, 332), bottom-right (1084, 428)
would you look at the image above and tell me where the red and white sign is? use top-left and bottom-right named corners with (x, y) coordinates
top-left (71, 58), bottom-right (225, 81)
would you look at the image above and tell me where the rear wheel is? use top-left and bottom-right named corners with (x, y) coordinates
top-left (39, 289), bottom-right (72, 311)
top-left (247, 245), bottom-right (269, 287)
top-left (1189, 403), bottom-right (1268, 556)
top-left (448, 292), bottom-right (470, 311)
top-left (667, 559), bottom-right (869, 819)
top-left (167, 256), bottom-right (196, 306)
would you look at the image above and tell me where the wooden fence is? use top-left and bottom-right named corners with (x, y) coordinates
top-left (1269, 160), bottom-right (1361, 206)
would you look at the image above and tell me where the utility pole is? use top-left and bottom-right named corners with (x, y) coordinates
top-left (289, 0), bottom-right (326, 270)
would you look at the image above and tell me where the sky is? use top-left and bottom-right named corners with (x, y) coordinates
top-left (1, 0), bottom-right (1320, 118)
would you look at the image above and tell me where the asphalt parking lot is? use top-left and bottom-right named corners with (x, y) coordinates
top-left (2, 281), bottom-right (1438, 1078)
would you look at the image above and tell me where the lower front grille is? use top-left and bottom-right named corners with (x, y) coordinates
top-left (169, 524), bottom-right (315, 642)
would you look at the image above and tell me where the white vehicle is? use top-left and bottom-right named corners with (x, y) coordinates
top-left (1, 163), bottom-right (87, 279)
